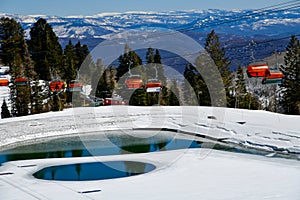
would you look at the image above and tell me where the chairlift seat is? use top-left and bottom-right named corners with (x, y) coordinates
top-left (247, 63), bottom-right (270, 77)
top-left (0, 78), bottom-right (9, 86)
top-left (145, 79), bottom-right (162, 88)
top-left (15, 77), bottom-right (28, 86)
top-left (125, 76), bottom-right (143, 89)
top-left (50, 80), bottom-right (66, 92)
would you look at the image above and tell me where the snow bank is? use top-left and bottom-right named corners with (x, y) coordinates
top-left (0, 106), bottom-right (299, 199)
top-left (0, 106), bottom-right (299, 156)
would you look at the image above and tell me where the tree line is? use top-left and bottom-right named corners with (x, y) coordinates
top-left (0, 17), bottom-right (91, 117)
top-left (1, 16), bottom-right (299, 119)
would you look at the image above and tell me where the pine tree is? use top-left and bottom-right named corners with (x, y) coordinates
top-left (74, 42), bottom-right (94, 82)
top-left (234, 65), bottom-right (247, 108)
top-left (91, 59), bottom-right (105, 96)
top-left (168, 79), bottom-right (180, 106)
top-left (116, 45), bottom-right (143, 101)
top-left (62, 40), bottom-right (77, 83)
top-left (29, 18), bottom-right (63, 81)
top-left (95, 66), bottom-right (114, 98)
top-left (16, 84), bottom-right (31, 116)
top-left (144, 48), bottom-right (166, 105)
top-left (74, 41), bottom-right (86, 70)
top-left (154, 49), bottom-right (166, 84)
top-left (145, 47), bottom-right (156, 78)
top-left (51, 92), bottom-right (61, 111)
top-left (146, 47), bottom-right (155, 64)
top-left (0, 17), bottom-right (25, 67)
top-left (1, 99), bottom-right (11, 119)
top-left (116, 44), bottom-right (143, 80)
top-left (204, 30), bottom-right (233, 107)
top-left (129, 88), bottom-right (148, 106)
top-left (31, 81), bottom-right (44, 114)
top-left (182, 64), bottom-right (197, 105)
top-left (280, 35), bottom-right (300, 114)
top-left (23, 41), bottom-right (41, 114)
top-left (182, 63), bottom-right (210, 106)
top-left (0, 17), bottom-right (28, 116)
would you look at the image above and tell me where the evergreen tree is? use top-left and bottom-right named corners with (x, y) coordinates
top-left (146, 47), bottom-right (155, 64)
top-left (23, 41), bottom-right (41, 114)
top-left (182, 63), bottom-right (210, 106)
top-left (62, 40), bottom-right (77, 83)
top-left (0, 17), bottom-right (25, 67)
top-left (182, 64), bottom-right (197, 105)
top-left (154, 49), bottom-right (166, 84)
top-left (116, 44), bottom-right (143, 80)
top-left (234, 65), bottom-right (247, 108)
top-left (16, 84), bottom-right (31, 116)
top-left (144, 48), bottom-right (166, 105)
top-left (1, 99), bottom-right (11, 119)
top-left (168, 79), bottom-right (180, 106)
top-left (280, 35), bottom-right (300, 114)
top-left (108, 65), bottom-right (116, 92)
top-left (153, 49), bottom-right (168, 105)
top-left (91, 58), bottom-right (105, 96)
top-left (31, 81), bottom-right (44, 114)
top-left (74, 41), bottom-right (86, 70)
top-left (51, 92), bottom-right (61, 111)
top-left (129, 88), bottom-right (148, 106)
top-left (13, 41), bottom-right (34, 117)
top-left (29, 18), bottom-right (63, 81)
top-left (116, 45), bottom-right (143, 101)
top-left (145, 47), bottom-right (156, 78)
top-left (205, 30), bottom-right (233, 107)
top-left (95, 66), bottom-right (116, 98)
top-left (0, 17), bottom-right (27, 116)
top-left (74, 42), bottom-right (94, 82)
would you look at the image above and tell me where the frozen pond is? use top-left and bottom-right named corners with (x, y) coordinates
top-left (0, 130), bottom-right (201, 165)
top-left (33, 161), bottom-right (156, 181)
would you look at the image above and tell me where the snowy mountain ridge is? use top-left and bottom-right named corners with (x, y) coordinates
top-left (1, 8), bottom-right (299, 39)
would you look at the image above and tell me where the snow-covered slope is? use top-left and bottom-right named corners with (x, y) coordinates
top-left (0, 106), bottom-right (299, 200)
top-left (0, 106), bottom-right (299, 156)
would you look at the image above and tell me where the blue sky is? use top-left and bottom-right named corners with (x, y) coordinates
top-left (0, 0), bottom-right (289, 16)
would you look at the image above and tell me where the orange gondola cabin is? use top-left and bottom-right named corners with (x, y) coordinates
top-left (125, 75), bottom-right (144, 89)
top-left (0, 78), bottom-right (9, 86)
top-left (50, 80), bottom-right (66, 92)
top-left (247, 63), bottom-right (270, 77)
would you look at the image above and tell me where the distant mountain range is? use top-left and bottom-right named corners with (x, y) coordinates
top-left (1, 8), bottom-right (299, 70)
